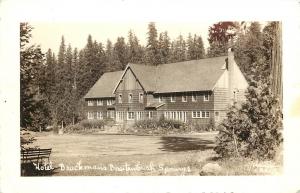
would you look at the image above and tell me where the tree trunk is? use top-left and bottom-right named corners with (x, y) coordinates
top-left (271, 22), bottom-right (282, 110)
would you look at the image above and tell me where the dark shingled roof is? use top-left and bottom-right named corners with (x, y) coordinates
top-left (84, 71), bottom-right (123, 98)
top-left (156, 56), bottom-right (227, 93)
top-left (85, 56), bottom-right (228, 98)
top-left (128, 56), bottom-right (227, 93)
top-left (129, 63), bottom-right (157, 92)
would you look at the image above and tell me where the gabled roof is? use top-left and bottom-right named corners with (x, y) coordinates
top-left (155, 56), bottom-right (227, 93)
top-left (129, 63), bottom-right (157, 92)
top-left (126, 56), bottom-right (227, 93)
top-left (84, 71), bottom-right (123, 99)
top-left (85, 56), bottom-right (229, 98)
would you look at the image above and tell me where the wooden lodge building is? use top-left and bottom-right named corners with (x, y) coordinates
top-left (84, 48), bottom-right (248, 126)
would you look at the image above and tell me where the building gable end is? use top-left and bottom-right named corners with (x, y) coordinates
top-left (113, 65), bottom-right (146, 93)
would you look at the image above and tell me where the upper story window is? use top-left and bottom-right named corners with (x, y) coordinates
top-left (182, 95), bottom-right (187, 102)
top-left (139, 93), bottom-right (144, 103)
top-left (204, 94), bottom-right (209, 101)
top-left (107, 99), bottom-right (113, 106)
top-left (87, 100), bottom-right (93, 106)
top-left (118, 94), bottom-right (122, 103)
top-left (158, 96), bottom-right (163, 103)
top-left (170, 95), bottom-right (175, 102)
top-left (192, 94), bottom-right (197, 102)
top-left (97, 99), bottom-right (103, 106)
top-left (128, 93), bottom-right (133, 103)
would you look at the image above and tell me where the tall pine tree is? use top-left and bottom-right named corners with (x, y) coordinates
top-left (20, 23), bottom-right (47, 130)
top-left (145, 22), bottom-right (160, 65)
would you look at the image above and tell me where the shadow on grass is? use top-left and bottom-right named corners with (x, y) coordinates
top-left (158, 136), bottom-right (215, 152)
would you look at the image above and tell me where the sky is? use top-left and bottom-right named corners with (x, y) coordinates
top-left (30, 22), bottom-right (214, 54)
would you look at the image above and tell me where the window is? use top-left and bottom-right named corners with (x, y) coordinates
top-left (118, 94), bottom-right (122, 103)
top-left (107, 99), bottom-right (113, 106)
top-left (182, 95), bottom-right (187, 102)
top-left (170, 95), bottom-right (175, 102)
top-left (127, 112), bottom-right (135, 120)
top-left (87, 100), bottom-right (93, 106)
top-left (97, 99), bottom-right (103, 106)
top-left (205, 111), bottom-right (210, 118)
top-left (136, 112), bottom-right (143, 120)
top-left (192, 111), bottom-right (210, 118)
top-left (128, 93), bottom-right (133, 103)
top-left (192, 111), bottom-right (197, 118)
top-left (204, 94), bottom-right (209, 101)
top-left (164, 111), bottom-right (187, 122)
top-left (87, 112), bottom-right (94, 119)
top-left (116, 111), bottom-right (125, 121)
top-left (158, 96), bottom-right (163, 103)
top-left (192, 94), bottom-right (197, 102)
top-left (148, 111), bottom-right (153, 119)
top-left (107, 110), bottom-right (115, 118)
top-left (139, 93), bottom-right (144, 103)
top-left (96, 112), bottom-right (103, 119)
top-left (192, 111), bottom-right (199, 118)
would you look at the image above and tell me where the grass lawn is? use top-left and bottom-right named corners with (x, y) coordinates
top-left (29, 132), bottom-right (282, 176)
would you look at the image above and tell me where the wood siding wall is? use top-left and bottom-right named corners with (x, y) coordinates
top-left (115, 68), bottom-right (146, 111)
top-left (84, 98), bottom-right (115, 119)
top-left (213, 88), bottom-right (229, 111)
top-left (115, 89), bottom-right (145, 111)
top-left (154, 91), bottom-right (214, 111)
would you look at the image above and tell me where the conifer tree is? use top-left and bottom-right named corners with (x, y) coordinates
top-left (145, 22), bottom-right (160, 65)
top-left (194, 35), bottom-right (205, 59)
top-left (127, 30), bottom-right (143, 63)
top-left (186, 33), bottom-right (195, 60)
top-left (158, 31), bottom-right (171, 64)
top-left (113, 37), bottom-right (128, 69)
top-left (20, 23), bottom-right (47, 130)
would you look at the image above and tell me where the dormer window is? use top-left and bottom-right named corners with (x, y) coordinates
top-left (204, 94), bottom-right (209, 101)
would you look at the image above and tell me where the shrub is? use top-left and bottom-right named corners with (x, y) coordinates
top-left (64, 124), bottom-right (85, 133)
top-left (20, 128), bottom-right (36, 149)
top-left (186, 121), bottom-right (214, 132)
top-left (214, 80), bottom-right (283, 160)
top-left (79, 119), bottom-right (106, 129)
top-left (133, 118), bottom-right (188, 135)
